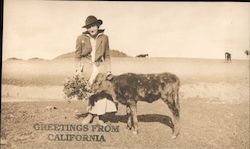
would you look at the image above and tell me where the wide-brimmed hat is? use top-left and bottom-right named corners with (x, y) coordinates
top-left (82, 15), bottom-right (103, 28)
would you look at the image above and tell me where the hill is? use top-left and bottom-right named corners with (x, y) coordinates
top-left (27, 57), bottom-right (46, 61)
top-left (53, 52), bottom-right (75, 60)
top-left (5, 57), bottom-right (23, 62)
top-left (53, 49), bottom-right (128, 60)
top-left (3, 50), bottom-right (128, 62)
top-left (110, 49), bottom-right (128, 57)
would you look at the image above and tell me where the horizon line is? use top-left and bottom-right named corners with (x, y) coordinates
top-left (3, 56), bottom-right (249, 62)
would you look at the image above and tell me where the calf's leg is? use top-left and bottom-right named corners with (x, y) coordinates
top-left (129, 102), bottom-right (138, 135)
top-left (166, 99), bottom-right (180, 139)
top-left (126, 105), bottom-right (132, 130)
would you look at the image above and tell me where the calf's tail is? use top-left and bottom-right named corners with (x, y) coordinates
top-left (174, 79), bottom-right (180, 114)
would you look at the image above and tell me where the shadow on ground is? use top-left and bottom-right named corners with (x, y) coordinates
top-left (76, 113), bottom-right (174, 130)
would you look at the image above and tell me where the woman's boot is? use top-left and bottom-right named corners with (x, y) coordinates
top-left (96, 115), bottom-right (107, 126)
top-left (82, 113), bottom-right (93, 125)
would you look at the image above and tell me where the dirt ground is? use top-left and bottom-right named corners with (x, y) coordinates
top-left (1, 99), bottom-right (249, 149)
top-left (1, 58), bottom-right (249, 148)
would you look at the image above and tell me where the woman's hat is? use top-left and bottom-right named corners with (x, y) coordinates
top-left (82, 15), bottom-right (103, 28)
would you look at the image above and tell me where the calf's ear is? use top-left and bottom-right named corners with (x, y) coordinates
top-left (106, 73), bottom-right (113, 81)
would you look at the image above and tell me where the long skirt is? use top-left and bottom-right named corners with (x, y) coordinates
top-left (76, 59), bottom-right (117, 115)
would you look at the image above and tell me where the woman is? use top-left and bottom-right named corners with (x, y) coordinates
top-left (75, 15), bottom-right (117, 125)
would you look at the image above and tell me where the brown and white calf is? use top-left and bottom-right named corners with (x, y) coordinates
top-left (91, 72), bottom-right (180, 138)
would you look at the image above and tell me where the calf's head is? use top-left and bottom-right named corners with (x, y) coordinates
top-left (91, 73), bottom-right (113, 94)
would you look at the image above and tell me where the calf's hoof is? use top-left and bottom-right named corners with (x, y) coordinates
top-left (171, 132), bottom-right (179, 139)
top-left (171, 135), bottom-right (177, 139)
top-left (81, 114), bottom-right (93, 125)
top-left (132, 130), bottom-right (138, 135)
top-left (96, 120), bottom-right (107, 127)
top-left (127, 125), bottom-right (132, 130)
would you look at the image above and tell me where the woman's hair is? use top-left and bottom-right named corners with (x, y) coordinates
top-left (86, 23), bottom-right (100, 29)
top-left (96, 23), bottom-right (100, 28)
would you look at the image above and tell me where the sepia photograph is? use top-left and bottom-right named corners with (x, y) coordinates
top-left (1, 1), bottom-right (250, 149)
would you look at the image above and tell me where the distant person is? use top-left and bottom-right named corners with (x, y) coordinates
top-left (225, 52), bottom-right (231, 63)
top-left (75, 15), bottom-right (117, 125)
top-left (244, 50), bottom-right (249, 56)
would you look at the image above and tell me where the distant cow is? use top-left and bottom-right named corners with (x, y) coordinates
top-left (136, 54), bottom-right (149, 58)
top-left (225, 52), bottom-right (231, 62)
top-left (91, 72), bottom-right (180, 138)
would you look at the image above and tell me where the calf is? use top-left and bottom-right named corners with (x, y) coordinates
top-left (91, 72), bottom-right (180, 138)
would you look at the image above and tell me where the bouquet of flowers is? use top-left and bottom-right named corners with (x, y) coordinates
top-left (63, 73), bottom-right (92, 101)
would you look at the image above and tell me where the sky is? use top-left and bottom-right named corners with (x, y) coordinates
top-left (2, 1), bottom-right (250, 60)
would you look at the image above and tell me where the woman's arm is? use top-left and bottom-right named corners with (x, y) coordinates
top-left (75, 35), bottom-right (91, 59)
top-left (103, 36), bottom-right (111, 72)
